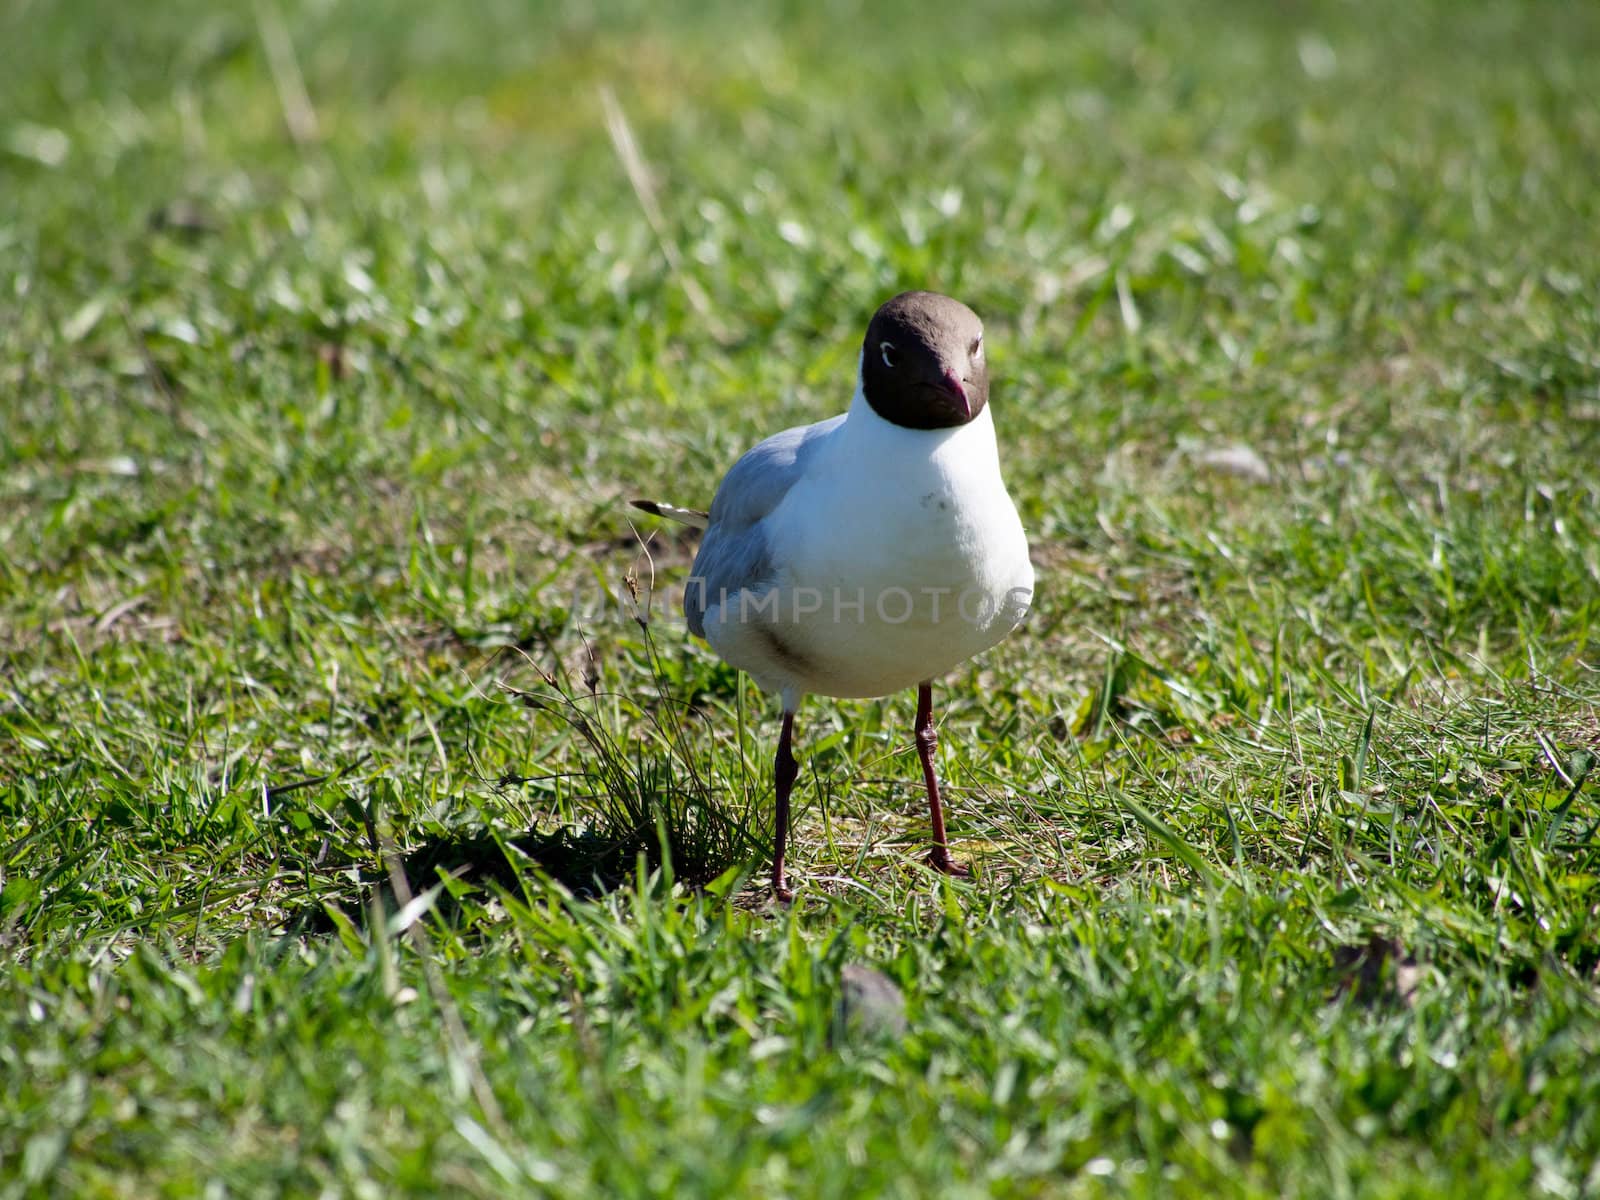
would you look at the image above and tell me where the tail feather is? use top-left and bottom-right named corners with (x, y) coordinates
top-left (631, 499), bottom-right (710, 530)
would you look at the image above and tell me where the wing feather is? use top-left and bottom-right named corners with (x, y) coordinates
top-left (684, 414), bottom-right (844, 637)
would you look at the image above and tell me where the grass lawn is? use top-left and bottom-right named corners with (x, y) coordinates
top-left (3, 0), bottom-right (1599, 1194)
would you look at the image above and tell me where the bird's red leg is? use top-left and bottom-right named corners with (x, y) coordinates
top-left (916, 683), bottom-right (969, 877)
top-left (772, 710), bottom-right (799, 901)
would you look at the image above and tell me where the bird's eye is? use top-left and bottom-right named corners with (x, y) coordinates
top-left (879, 341), bottom-right (897, 369)
top-left (971, 334), bottom-right (984, 359)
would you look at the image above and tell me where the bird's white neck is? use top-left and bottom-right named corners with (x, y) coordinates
top-left (840, 376), bottom-right (1001, 468)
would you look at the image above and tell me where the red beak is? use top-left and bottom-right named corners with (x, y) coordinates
top-left (936, 371), bottom-right (971, 421)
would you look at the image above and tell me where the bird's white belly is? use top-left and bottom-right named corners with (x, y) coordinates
top-left (703, 470), bottom-right (1033, 701)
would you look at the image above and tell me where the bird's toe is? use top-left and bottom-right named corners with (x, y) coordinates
top-left (925, 851), bottom-right (971, 878)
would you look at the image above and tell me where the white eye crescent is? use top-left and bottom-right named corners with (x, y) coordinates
top-left (972, 333), bottom-right (984, 359)
top-left (879, 341), bottom-right (897, 369)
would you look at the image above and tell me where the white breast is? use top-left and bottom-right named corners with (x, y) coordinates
top-left (702, 387), bottom-right (1033, 705)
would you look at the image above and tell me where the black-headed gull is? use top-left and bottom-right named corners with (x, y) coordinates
top-left (635, 291), bottom-right (1033, 900)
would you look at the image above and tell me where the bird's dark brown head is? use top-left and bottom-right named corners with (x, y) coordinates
top-left (860, 291), bottom-right (988, 431)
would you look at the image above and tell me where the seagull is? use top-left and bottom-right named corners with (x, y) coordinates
top-left (634, 291), bottom-right (1033, 900)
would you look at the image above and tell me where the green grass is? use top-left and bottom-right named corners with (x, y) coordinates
top-left (4, 0), bottom-right (1600, 1194)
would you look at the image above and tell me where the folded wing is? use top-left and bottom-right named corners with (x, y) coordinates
top-left (685, 414), bottom-right (844, 638)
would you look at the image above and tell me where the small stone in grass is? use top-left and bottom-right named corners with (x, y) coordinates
top-left (834, 964), bottom-right (907, 1044)
top-left (1195, 443), bottom-right (1272, 483)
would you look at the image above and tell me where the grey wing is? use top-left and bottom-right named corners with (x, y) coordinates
top-left (683, 414), bottom-right (844, 637)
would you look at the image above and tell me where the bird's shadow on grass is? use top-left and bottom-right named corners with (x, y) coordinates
top-left (301, 649), bottom-right (765, 935)
top-left (398, 823), bottom-right (641, 899)
top-left (300, 812), bottom-right (745, 939)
